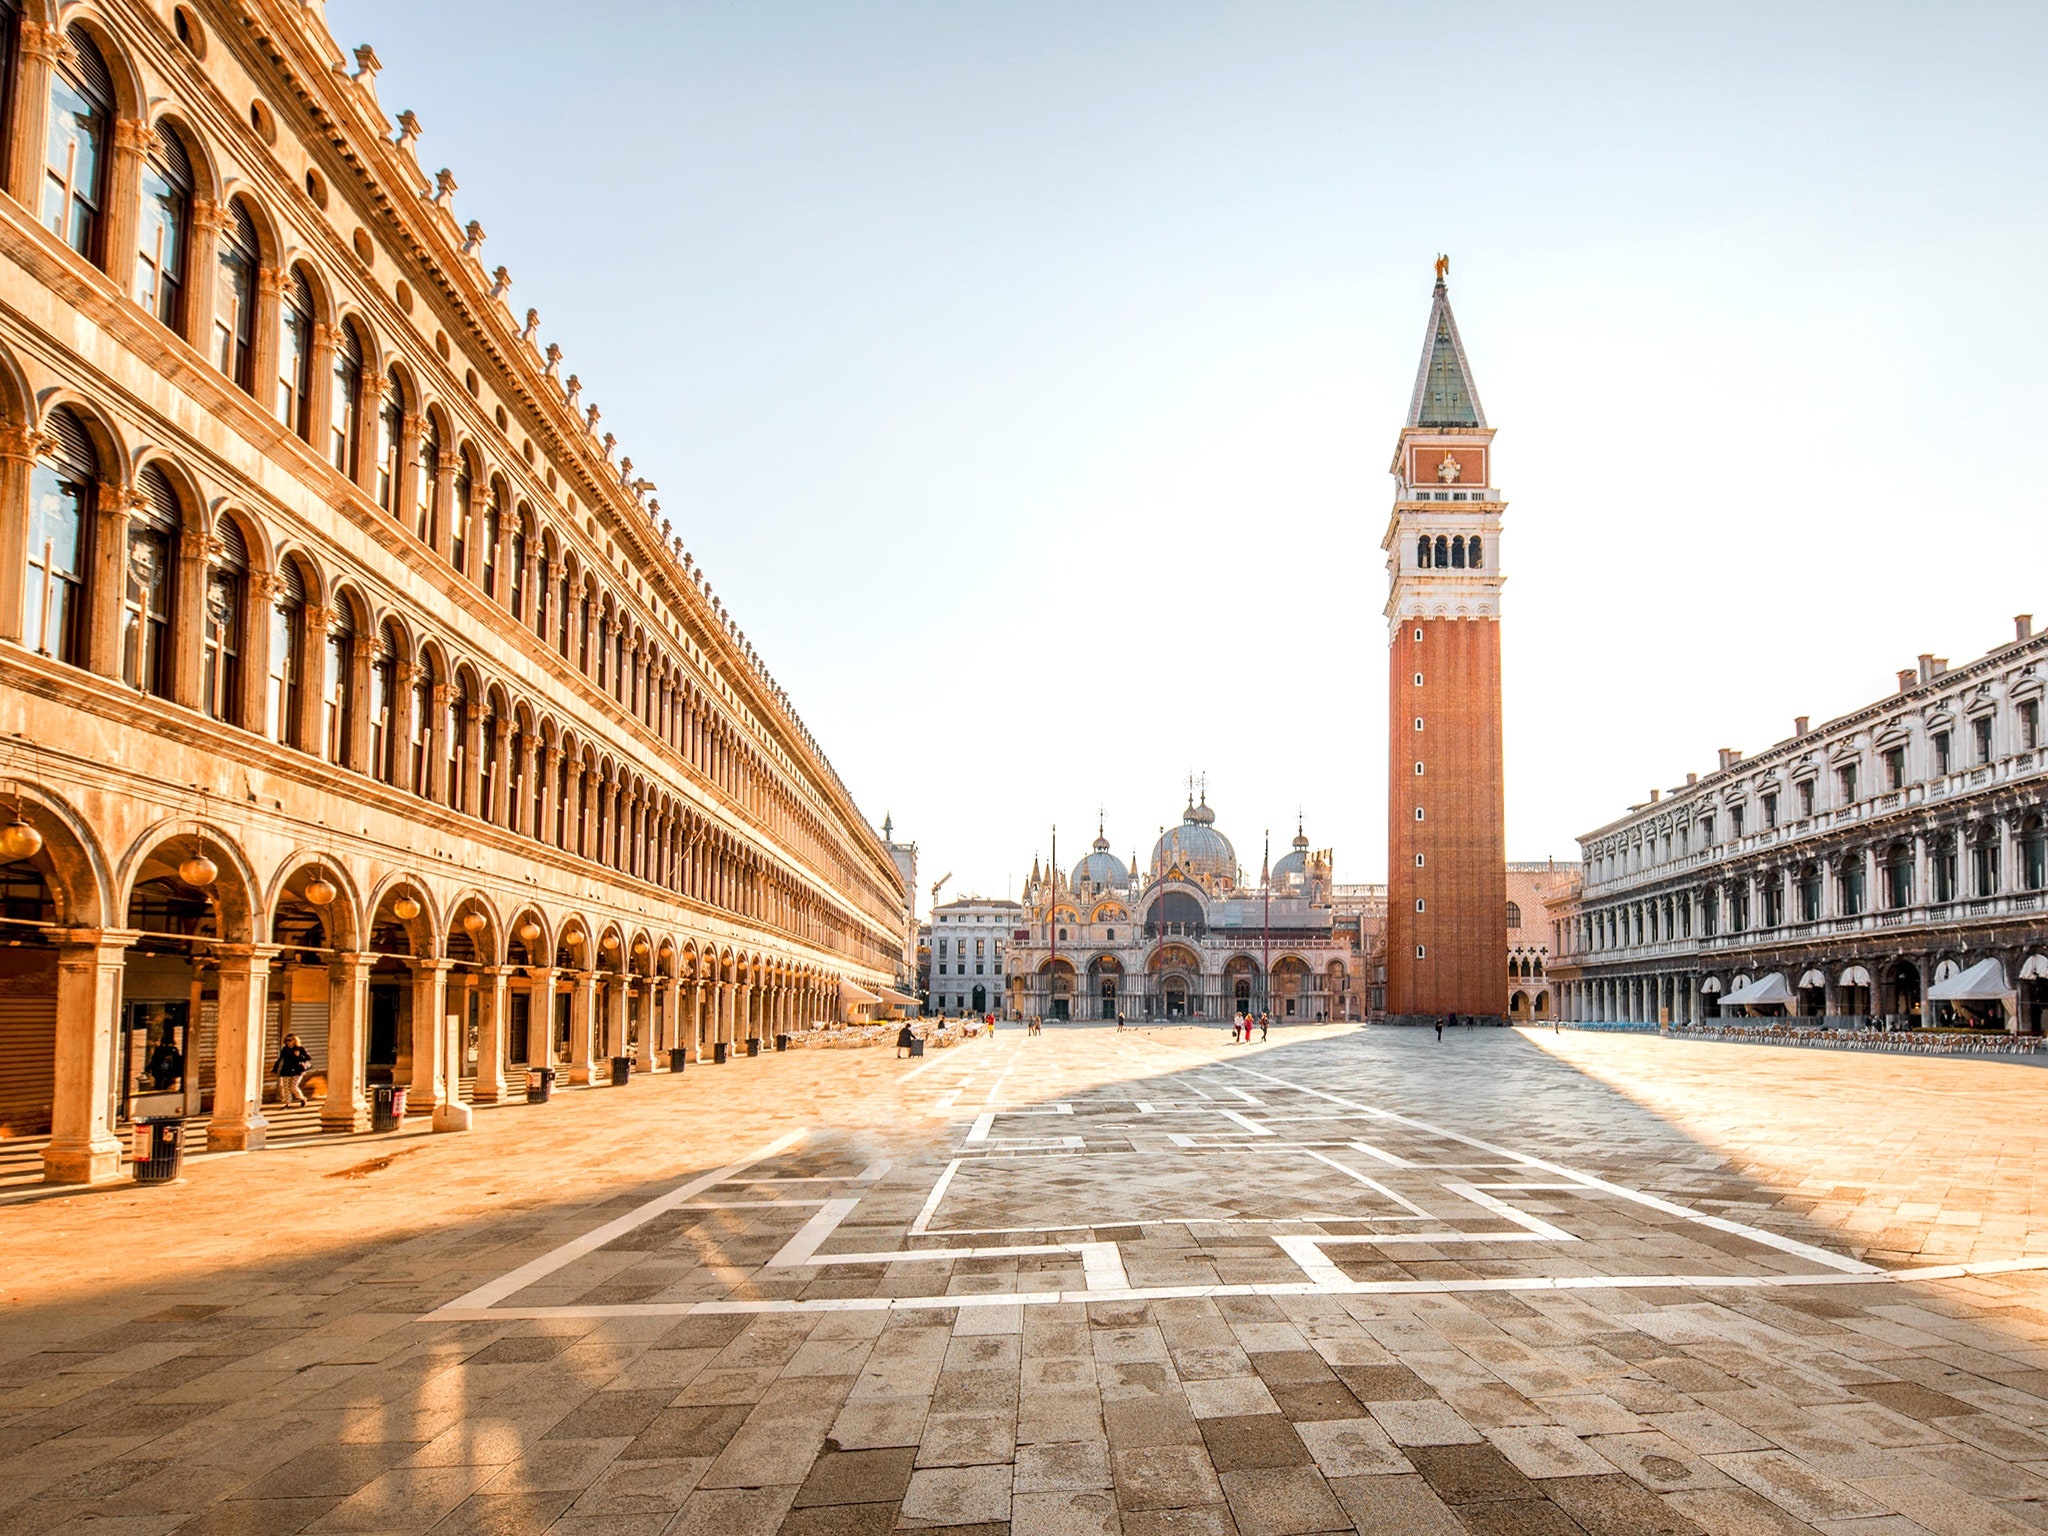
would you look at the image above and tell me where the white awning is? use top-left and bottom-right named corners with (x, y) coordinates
top-left (1719, 977), bottom-right (1757, 1006)
top-left (1927, 957), bottom-right (2012, 1002)
top-left (2021, 955), bottom-right (2048, 982)
top-left (875, 986), bottom-right (918, 1010)
top-left (1839, 965), bottom-right (1873, 989)
top-left (1797, 969), bottom-right (1827, 990)
top-left (1744, 974), bottom-right (1795, 1005)
top-left (839, 979), bottom-right (882, 1007)
top-left (1724, 974), bottom-right (1792, 1008)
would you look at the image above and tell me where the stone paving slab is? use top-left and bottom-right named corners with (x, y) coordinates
top-left (9, 1024), bottom-right (2048, 1533)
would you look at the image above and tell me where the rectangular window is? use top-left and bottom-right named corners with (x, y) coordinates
top-left (1838, 762), bottom-right (1858, 804)
top-left (1841, 862), bottom-right (1866, 916)
top-left (1883, 748), bottom-right (1904, 791)
top-left (1974, 715), bottom-right (1994, 765)
top-left (2024, 700), bottom-right (2040, 750)
top-left (1730, 804), bottom-right (1745, 838)
top-left (1762, 792), bottom-right (1777, 830)
top-left (1798, 779), bottom-right (1815, 817)
top-left (1934, 730), bottom-right (1951, 774)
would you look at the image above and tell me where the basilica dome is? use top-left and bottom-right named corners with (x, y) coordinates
top-left (1272, 824), bottom-right (1312, 882)
top-left (1151, 796), bottom-right (1237, 884)
top-left (1073, 830), bottom-right (1129, 890)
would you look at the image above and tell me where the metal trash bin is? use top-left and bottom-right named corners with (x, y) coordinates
top-left (775, 1034), bottom-right (790, 1052)
top-left (908, 1039), bottom-right (925, 1058)
top-left (526, 1066), bottom-right (556, 1102)
top-left (668, 1048), bottom-right (689, 1072)
top-left (372, 1083), bottom-right (407, 1132)
top-left (746, 1037), bottom-right (761, 1058)
top-left (132, 1117), bottom-right (185, 1185)
top-left (610, 1055), bottom-right (632, 1086)
top-left (714, 1041), bottom-right (729, 1064)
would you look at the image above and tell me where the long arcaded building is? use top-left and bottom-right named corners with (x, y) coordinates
top-left (0, 0), bottom-right (908, 1182)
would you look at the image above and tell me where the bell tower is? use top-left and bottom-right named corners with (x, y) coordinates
top-left (1383, 259), bottom-right (1507, 1024)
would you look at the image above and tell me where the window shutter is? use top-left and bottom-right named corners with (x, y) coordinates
top-left (136, 464), bottom-right (180, 532)
top-left (43, 407), bottom-right (98, 481)
top-left (64, 25), bottom-right (115, 110)
top-left (276, 557), bottom-right (305, 604)
top-left (213, 513), bottom-right (248, 572)
top-left (154, 119), bottom-right (194, 190)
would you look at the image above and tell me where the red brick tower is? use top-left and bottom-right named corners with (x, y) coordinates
top-left (1383, 262), bottom-right (1507, 1024)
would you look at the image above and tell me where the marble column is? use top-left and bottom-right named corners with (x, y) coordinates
top-left (42, 932), bottom-right (130, 1184)
top-left (321, 951), bottom-right (372, 1134)
top-left (433, 966), bottom-right (473, 1133)
top-left (208, 945), bottom-right (276, 1153)
top-left (567, 969), bottom-right (597, 1084)
top-left (473, 966), bottom-right (509, 1103)
top-left (408, 958), bottom-right (447, 1107)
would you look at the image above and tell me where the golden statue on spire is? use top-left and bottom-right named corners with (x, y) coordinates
top-left (1434, 252), bottom-right (1450, 284)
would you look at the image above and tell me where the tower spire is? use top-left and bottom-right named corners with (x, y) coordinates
top-left (1406, 260), bottom-right (1486, 430)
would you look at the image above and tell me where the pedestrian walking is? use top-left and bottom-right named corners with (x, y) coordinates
top-left (1435, 1017), bottom-right (1444, 1041)
top-left (1259, 1014), bottom-right (1269, 1042)
top-left (896, 1022), bottom-right (918, 1058)
top-left (275, 1032), bottom-right (312, 1106)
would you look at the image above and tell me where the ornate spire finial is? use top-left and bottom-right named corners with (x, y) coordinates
top-left (1434, 252), bottom-right (1449, 285)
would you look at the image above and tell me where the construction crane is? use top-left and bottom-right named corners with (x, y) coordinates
top-left (929, 873), bottom-right (952, 912)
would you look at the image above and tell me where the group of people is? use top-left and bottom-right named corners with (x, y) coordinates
top-left (1231, 1014), bottom-right (1270, 1043)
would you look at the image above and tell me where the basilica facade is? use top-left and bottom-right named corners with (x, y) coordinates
top-left (1006, 796), bottom-right (1370, 1023)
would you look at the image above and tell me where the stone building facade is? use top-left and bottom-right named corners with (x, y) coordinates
top-left (1007, 801), bottom-right (1369, 1023)
top-left (926, 896), bottom-right (1021, 1017)
top-left (1548, 621), bottom-right (2048, 1031)
top-left (1383, 266), bottom-right (1509, 1024)
top-left (1505, 860), bottom-right (1576, 1021)
top-left (0, 0), bottom-right (906, 1183)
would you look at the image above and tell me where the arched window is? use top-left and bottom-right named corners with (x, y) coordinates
top-left (330, 320), bottom-right (365, 477)
top-left (276, 267), bottom-right (315, 437)
top-left (1451, 536), bottom-right (1466, 569)
top-left (322, 600), bottom-right (354, 766)
top-left (450, 451), bottom-right (472, 571)
top-left (414, 413), bottom-right (440, 546)
top-left (213, 200), bottom-right (259, 391)
top-left (1433, 535), bottom-right (1449, 568)
top-left (614, 629), bottom-right (627, 700)
top-left (478, 703), bottom-right (498, 820)
top-left (369, 624), bottom-right (400, 784)
top-left (409, 658), bottom-right (435, 796)
top-left (446, 675), bottom-right (469, 812)
top-left (1506, 900), bottom-right (1522, 928)
top-left (123, 466), bottom-right (179, 698)
top-left (201, 516), bottom-right (246, 723)
top-left (1468, 535), bottom-right (1482, 569)
top-left (596, 610), bottom-right (611, 689)
top-left (375, 368), bottom-right (404, 511)
top-left (2025, 815), bottom-right (2046, 891)
top-left (266, 558), bottom-right (306, 747)
top-left (25, 406), bottom-right (96, 665)
top-left (135, 121), bottom-right (193, 329)
top-left (577, 587), bottom-right (592, 672)
top-left (43, 25), bottom-right (113, 262)
top-left (508, 510), bottom-right (528, 619)
top-left (1416, 535), bottom-right (1430, 568)
top-left (480, 481), bottom-right (502, 598)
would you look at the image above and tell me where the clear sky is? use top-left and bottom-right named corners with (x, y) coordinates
top-left (332, 1), bottom-right (2048, 915)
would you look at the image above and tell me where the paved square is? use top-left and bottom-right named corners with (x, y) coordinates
top-left (12, 1024), bottom-right (2048, 1534)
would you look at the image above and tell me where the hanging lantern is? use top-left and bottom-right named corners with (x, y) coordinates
top-left (518, 921), bottom-right (542, 943)
top-left (602, 933), bottom-right (619, 951)
top-left (393, 897), bottom-right (421, 921)
top-left (0, 818), bottom-right (43, 861)
top-left (178, 852), bottom-right (219, 888)
top-left (632, 939), bottom-right (649, 957)
top-left (461, 912), bottom-right (487, 935)
top-left (563, 931), bottom-right (583, 948)
top-left (304, 877), bottom-right (337, 907)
